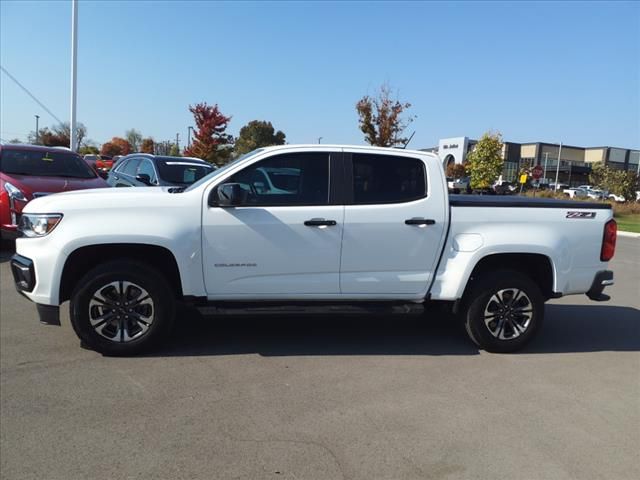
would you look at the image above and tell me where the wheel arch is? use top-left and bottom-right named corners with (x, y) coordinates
top-left (59, 243), bottom-right (183, 304)
top-left (462, 253), bottom-right (556, 302)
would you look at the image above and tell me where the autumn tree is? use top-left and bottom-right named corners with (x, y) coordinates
top-left (29, 122), bottom-right (87, 148)
top-left (234, 120), bottom-right (286, 156)
top-left (125, 129), bottom-right (143, 152)
top-left (140, 138), bottom-right (155, 154)
top-left (101, 137), bottom-right (132, 156)
top-left (355, 83), bottom-right (415, 148)
top-left (446, 162), bottom-right (467, 179)
top-left (183, 102), bottom-right (233, 165)
top-left (466, 132), bottom-right (504, 190)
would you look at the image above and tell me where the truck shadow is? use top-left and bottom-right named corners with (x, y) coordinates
top-left (150, 303), bottom-right (639, 357)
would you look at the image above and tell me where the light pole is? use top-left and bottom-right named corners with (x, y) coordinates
top-left (543, 152), bottom-right (548, 181)
top-left (553, 142), bottom-right (562, 190)
top-left (318, 137), bottom-right (323, 144)
top-left (69, 0), bottom-right (78, 152)
top-left (34, 115), bottom-right (40, 144)
top-left (187, 126), bottom-right (194, 147)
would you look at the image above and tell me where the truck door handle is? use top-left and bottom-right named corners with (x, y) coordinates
top-left (405, 218), bottom-right (436, 226)
top-left (304, 218), bottom-right (337, 227)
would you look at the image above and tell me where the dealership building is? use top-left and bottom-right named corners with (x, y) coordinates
top-left (426, 136), bottom-right (640, 186)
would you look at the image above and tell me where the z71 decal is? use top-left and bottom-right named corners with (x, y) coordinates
top-left (566, 211), bottom-right (596, 219)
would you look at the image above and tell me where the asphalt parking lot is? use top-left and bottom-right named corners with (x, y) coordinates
top-left (1, 238), bottom-right (638, 480)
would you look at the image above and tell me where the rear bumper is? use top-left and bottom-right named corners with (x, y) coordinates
top-left (586, 270), bottom-right (614, 302)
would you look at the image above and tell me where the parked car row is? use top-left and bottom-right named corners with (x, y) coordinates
top-left (446, 176), bottom-right (517, 195)
top-left (0, 143), bottom-right (216, 239)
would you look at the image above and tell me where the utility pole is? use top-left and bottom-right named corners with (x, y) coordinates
top-left (70, 0), bottom-right (78, 151)
top-left (34, 115), bottom-right (40, 144)
top-left (175, 133), bottom-right (180, 152)
top-left (553, 142), bottom-right (562, 191)
top-left (187, 126), bottom-right (193, 147)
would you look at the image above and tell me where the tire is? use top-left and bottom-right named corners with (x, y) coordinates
top-left (462, 269), bottom-right (544, 353)
top-left (69, 260), bottom-right (175, 356)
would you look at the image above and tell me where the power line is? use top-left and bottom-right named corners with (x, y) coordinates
top-left (0, 65), bottom-right (64, 125)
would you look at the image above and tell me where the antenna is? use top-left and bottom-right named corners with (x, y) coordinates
top-left (402, 131), bottom-right (416, 149)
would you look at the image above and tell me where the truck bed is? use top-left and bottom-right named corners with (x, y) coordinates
top-left (449, 194), bottom-right (612, 210)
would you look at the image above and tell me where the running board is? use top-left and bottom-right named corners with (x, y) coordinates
top-left (195, 302), bottom-right (425, 316)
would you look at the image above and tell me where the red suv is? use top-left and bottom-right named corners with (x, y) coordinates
top-left (0, 144), bottom-right (109, 239)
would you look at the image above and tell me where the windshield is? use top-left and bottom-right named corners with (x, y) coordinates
top-left (183, 148), bottom-right (266, 192)
top-left (157, 160), bottom-right (215, 185)
top-left (0, 148), bottom-right (97, 179)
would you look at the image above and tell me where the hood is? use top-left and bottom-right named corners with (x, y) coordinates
top-left (4, 174), bottom-right (109, 195)
top-left (22, 185), bottom-right (182, 213)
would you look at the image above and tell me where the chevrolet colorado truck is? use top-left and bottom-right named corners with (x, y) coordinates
top-left (11, 145), bottom-right (617, 355)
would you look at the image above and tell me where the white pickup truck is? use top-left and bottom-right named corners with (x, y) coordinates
top-left (11, 145), bottom-right (617, 355)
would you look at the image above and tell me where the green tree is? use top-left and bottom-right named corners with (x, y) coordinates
top-left (356, 83), bottom-right (415, 148)
top-left (234, 120), bottom-right (286, 156)
top-left (125, 129), bottom-right (143, 152)
top-left (169, 143), bottom-right (181, 156)
top-left (466, 132), bottom-right (504, 190)
top-left (590, 162), bottom-right (638, 202)
top-left (78, 145), bottom-right (99, 155)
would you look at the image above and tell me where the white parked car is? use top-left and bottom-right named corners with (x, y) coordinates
top-left (563, 187), bottom-right (589, 199)
top-left (11, 145), bottom-right (617, 355)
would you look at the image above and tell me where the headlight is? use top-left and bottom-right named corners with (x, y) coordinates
top-left (18, 214), bottom-right (63, 238)
top-left (4, 182), bottom-right (28, 202)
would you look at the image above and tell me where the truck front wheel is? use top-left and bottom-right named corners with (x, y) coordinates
top-left (69, 260), bottom-right (175, 356)
top-left (463, 270), bottom-right (544, 353)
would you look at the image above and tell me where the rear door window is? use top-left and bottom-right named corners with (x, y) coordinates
top-left (351, 154), bottom-right (427, 204)
top-left (137, 159), bottom-right (157, 183)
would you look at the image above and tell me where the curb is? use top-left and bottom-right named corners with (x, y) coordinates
top-left (618, 231), bottom-right (640, 239)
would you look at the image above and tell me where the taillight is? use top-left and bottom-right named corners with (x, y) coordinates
top-left (600, 219), bottom-right (617, 262)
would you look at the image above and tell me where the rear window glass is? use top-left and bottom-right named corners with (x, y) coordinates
top-left (0, 149), bottom-right (97, 179)
top-left (157, 160), bottom-right (214, 185)
top-left (352, 154), bottom-right (427, 204)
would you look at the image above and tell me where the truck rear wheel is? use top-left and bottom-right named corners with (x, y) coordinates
top-left (463, 269), bottom-right (544, 353)
top-left (69, 260), bottom-right (175, 356)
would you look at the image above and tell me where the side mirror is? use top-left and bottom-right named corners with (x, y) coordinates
top-left (135, 173), bottom-right (152, 185)
top-left (215, 183), bottom-right (247, 207)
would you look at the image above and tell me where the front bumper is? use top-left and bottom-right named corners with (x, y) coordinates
top-left (10, 254), bottom-right (61, 325)
top-left (10, 254), bottom-right (35, 292)
top-left (586, 270), bottom-right (614, 302)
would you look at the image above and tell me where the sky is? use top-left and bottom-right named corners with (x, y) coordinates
top-left (1, 0), bottom-right (639, 150)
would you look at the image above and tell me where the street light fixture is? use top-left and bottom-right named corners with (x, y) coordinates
top-left (188, 126), bottom-right (194, 147)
